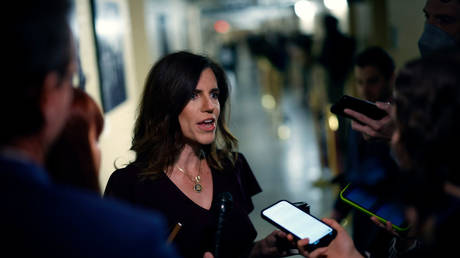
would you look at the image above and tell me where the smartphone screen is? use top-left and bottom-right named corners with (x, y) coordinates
top-left (340, 184), bottom-right (409, 231)
top-left (261, 200), bottom-right (336, 246)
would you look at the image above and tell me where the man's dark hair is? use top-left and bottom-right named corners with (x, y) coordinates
top-left (440, 0), bottom-right (460, 3)
top-left (324, 14), bottom-right (339, 32)
top-left (2, 1), bottom-right (73, 144)
top-left (355, 46), bottom-right (395, 80)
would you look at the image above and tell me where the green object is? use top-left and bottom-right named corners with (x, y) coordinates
top-left (339, 184), bottom-right (410, 232)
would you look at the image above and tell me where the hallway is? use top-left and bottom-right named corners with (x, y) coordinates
top-left (228, 66), bottom-right (337, 251)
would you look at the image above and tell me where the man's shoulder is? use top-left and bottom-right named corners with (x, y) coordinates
top-left (55, 187), bottom-right (179, 257)
top-left (0, 164), bottom-right (178, 257)
top-left (60, 185), bottom-right (162, 223)
top-left (1, 168), bottom-right (164, 235)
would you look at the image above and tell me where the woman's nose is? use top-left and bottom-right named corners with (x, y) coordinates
top-left (202, 96), bottom-right (215, 112)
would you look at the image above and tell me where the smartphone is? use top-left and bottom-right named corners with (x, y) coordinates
top-left (340, 184), bottom-right (410, 232)
top-left (330, 95), bottom-right (388, 121)
top-left (261, 200), bottom-right (337, 252)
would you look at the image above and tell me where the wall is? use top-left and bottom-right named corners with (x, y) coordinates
top-left (387, 0), bottom-right (426, 70)
top-left (74, 0), bottom-right (202, 191)
top-left (348, 0), bottom-right (426, 70)
top-left (73, 0), bottom-right (429, 191)
top-left (75, 0), bottom-right (138, 190)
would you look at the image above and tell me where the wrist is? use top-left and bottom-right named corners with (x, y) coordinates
top-left (249, 240), bottom-right (263, 258)
top-left (347, 241), bottom-right (365, 258)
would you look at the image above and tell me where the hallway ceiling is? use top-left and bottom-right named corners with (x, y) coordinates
top-left (185, 0), bottom-right (298, 13)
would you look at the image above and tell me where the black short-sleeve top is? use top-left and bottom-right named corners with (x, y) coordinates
top-left (104, 152), bottom-right (262, 258)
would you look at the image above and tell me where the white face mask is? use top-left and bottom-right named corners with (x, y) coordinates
top-left (418, 23), bottom-right (457, 57)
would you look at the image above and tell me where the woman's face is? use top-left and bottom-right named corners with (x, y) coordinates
top-left (178, 68), bottom-right (221, 145)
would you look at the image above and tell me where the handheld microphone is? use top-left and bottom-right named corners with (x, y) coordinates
top-left (214, 192), bottom-right (233, 258)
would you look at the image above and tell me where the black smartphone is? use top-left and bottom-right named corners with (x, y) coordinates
top-left (330, 95), bottom-right (388, 121)
top-left (340, 184), bottom-right (410, 232)
top-left (261, 200), bottom-right (337, 252)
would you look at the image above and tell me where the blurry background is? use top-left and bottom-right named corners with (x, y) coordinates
top-left (73, 0), bottom-right (425, 251)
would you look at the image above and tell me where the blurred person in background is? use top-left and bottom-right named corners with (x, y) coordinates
top-left (46, 87), bottom-right (104, 194)
top-left (344, 0), bottom-right (460, 142)
top-left (331, 47), bottom-right (400, 257)
top-left (297, 48), bottom-right (460, 258)
top-left (418, 0), bottom-right (460, 57)
top-left (318, 14), bottom-right (356, 174)
top-left (318, 14), bottom-right (356, 104)
top-left (1, 1), bottom-right (179, 257)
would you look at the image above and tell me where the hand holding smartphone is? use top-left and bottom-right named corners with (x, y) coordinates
top-left (340, 184), bottom-right (410, 232)
top-left (261, 200), bottom-right (337, 252)
top-left (331, 95), bottom-right (388, 121)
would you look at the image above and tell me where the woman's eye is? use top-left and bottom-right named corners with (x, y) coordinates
top-left (191, 92), bottom-right (198, 99)
top-left (211, 91), bottom-right (220, 99)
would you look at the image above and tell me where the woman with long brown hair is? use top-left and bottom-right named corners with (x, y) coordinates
top-left (47, 87), bottom-right (104, 193)
top-left (104, 51), bottom-right (295, 258)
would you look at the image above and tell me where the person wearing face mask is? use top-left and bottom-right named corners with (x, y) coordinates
top-left (418, 0), bottom-right (460, 57)
top-left (340, 0), bottom-right (460, 143)
top-left (295, 48), bottom-right (460, 258)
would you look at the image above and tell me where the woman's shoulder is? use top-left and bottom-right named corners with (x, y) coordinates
top-left (109, 163), bottom-right (141, 180)
top-left (222, 151), bottom-right (260, 189)
top-left (104, 163), bottom-right (141, 197)
top-left (230, 151), bottom-right (250, 170)
top-left (223, 151), bottom-right (262, 212)
top-left (218, 151), bottom-right (247, 166)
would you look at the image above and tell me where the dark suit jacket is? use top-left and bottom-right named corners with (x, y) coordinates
top-left (0, 154), bottom-right (179, 258)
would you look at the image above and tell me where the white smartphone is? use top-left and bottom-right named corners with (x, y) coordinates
top-left (261, 200), bottom-right (337, 251)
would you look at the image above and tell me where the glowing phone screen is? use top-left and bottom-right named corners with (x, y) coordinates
top-left (262, 201), bottom-right (333, 243)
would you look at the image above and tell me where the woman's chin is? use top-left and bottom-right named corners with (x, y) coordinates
top-left (197, 135), bottom-right (216, 145)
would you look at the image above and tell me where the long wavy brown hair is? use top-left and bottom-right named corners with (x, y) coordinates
top-left (131, 51), bottom-right (238, 178)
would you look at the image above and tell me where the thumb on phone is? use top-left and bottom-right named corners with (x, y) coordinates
top-left (203, 251), bottom-right (214, 258)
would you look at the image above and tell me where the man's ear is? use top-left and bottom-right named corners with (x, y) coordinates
top-left (40, 72), bottom-right (60, 118)
top-left (389, 71), bottom-right (396, 88)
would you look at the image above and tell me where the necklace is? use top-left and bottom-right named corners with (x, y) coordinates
top-left (176, 160), bottom-right (202, 193)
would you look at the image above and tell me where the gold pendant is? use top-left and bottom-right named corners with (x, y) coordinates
top-left (193, 176), bottom-right (202, 193)
top-left (194, 183), bottom-right (202, 193)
